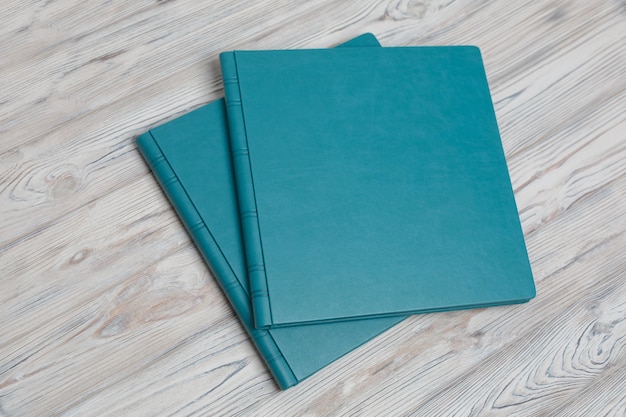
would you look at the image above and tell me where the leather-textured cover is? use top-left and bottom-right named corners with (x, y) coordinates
top-left (220, 46), bottom-right (536, 329)
top-left (136, 34), bottom-right (404, 390)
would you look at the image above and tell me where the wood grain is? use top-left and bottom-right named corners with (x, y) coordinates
top-left (1, 0), bottom-right (624, 416)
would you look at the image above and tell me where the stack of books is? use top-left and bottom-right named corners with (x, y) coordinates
top-left (136, 33), bottom-right (535, 389)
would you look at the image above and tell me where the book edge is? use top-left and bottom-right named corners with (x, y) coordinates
top-left (135, 131), bottom-right (298, 389)
top-left (220, 51), bottom-right (274, 329)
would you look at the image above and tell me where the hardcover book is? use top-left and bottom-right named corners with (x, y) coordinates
top-left (220, 46), bottom-right (536, 329)
top-left (136, 34), bottom-right (404, 390)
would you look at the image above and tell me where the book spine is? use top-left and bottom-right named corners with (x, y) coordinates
top-left (219, 52), bottom-right (273, 329)
top-left (135, 132), bottom-right (297, 389)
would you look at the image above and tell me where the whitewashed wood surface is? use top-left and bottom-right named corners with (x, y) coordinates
top-left (1, 1), bottom-right (624, 416)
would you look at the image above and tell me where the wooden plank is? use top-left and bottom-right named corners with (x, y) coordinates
top-left (407, 266), bottom-right (625, 416)
top-left (551, 364), bottom-right (626, 417)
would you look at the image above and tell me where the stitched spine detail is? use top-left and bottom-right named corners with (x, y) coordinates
top-left (136, 131), bottom-right (297, 389)
top-left (220, 51), bottom-right (273, 329)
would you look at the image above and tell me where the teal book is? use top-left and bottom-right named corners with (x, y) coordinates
top-left (220, 46), bottom-right (536, 329)
top-left (136, 34), bottom-right (404, 390)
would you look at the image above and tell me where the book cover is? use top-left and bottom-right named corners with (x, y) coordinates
top-left (220, 46), bottom-right (536, 329)
top-left (136, 34), bottom-right (404, 390)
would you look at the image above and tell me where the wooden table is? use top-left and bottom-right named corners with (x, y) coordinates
top-left (1, 1), bottom-right (624, 415)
